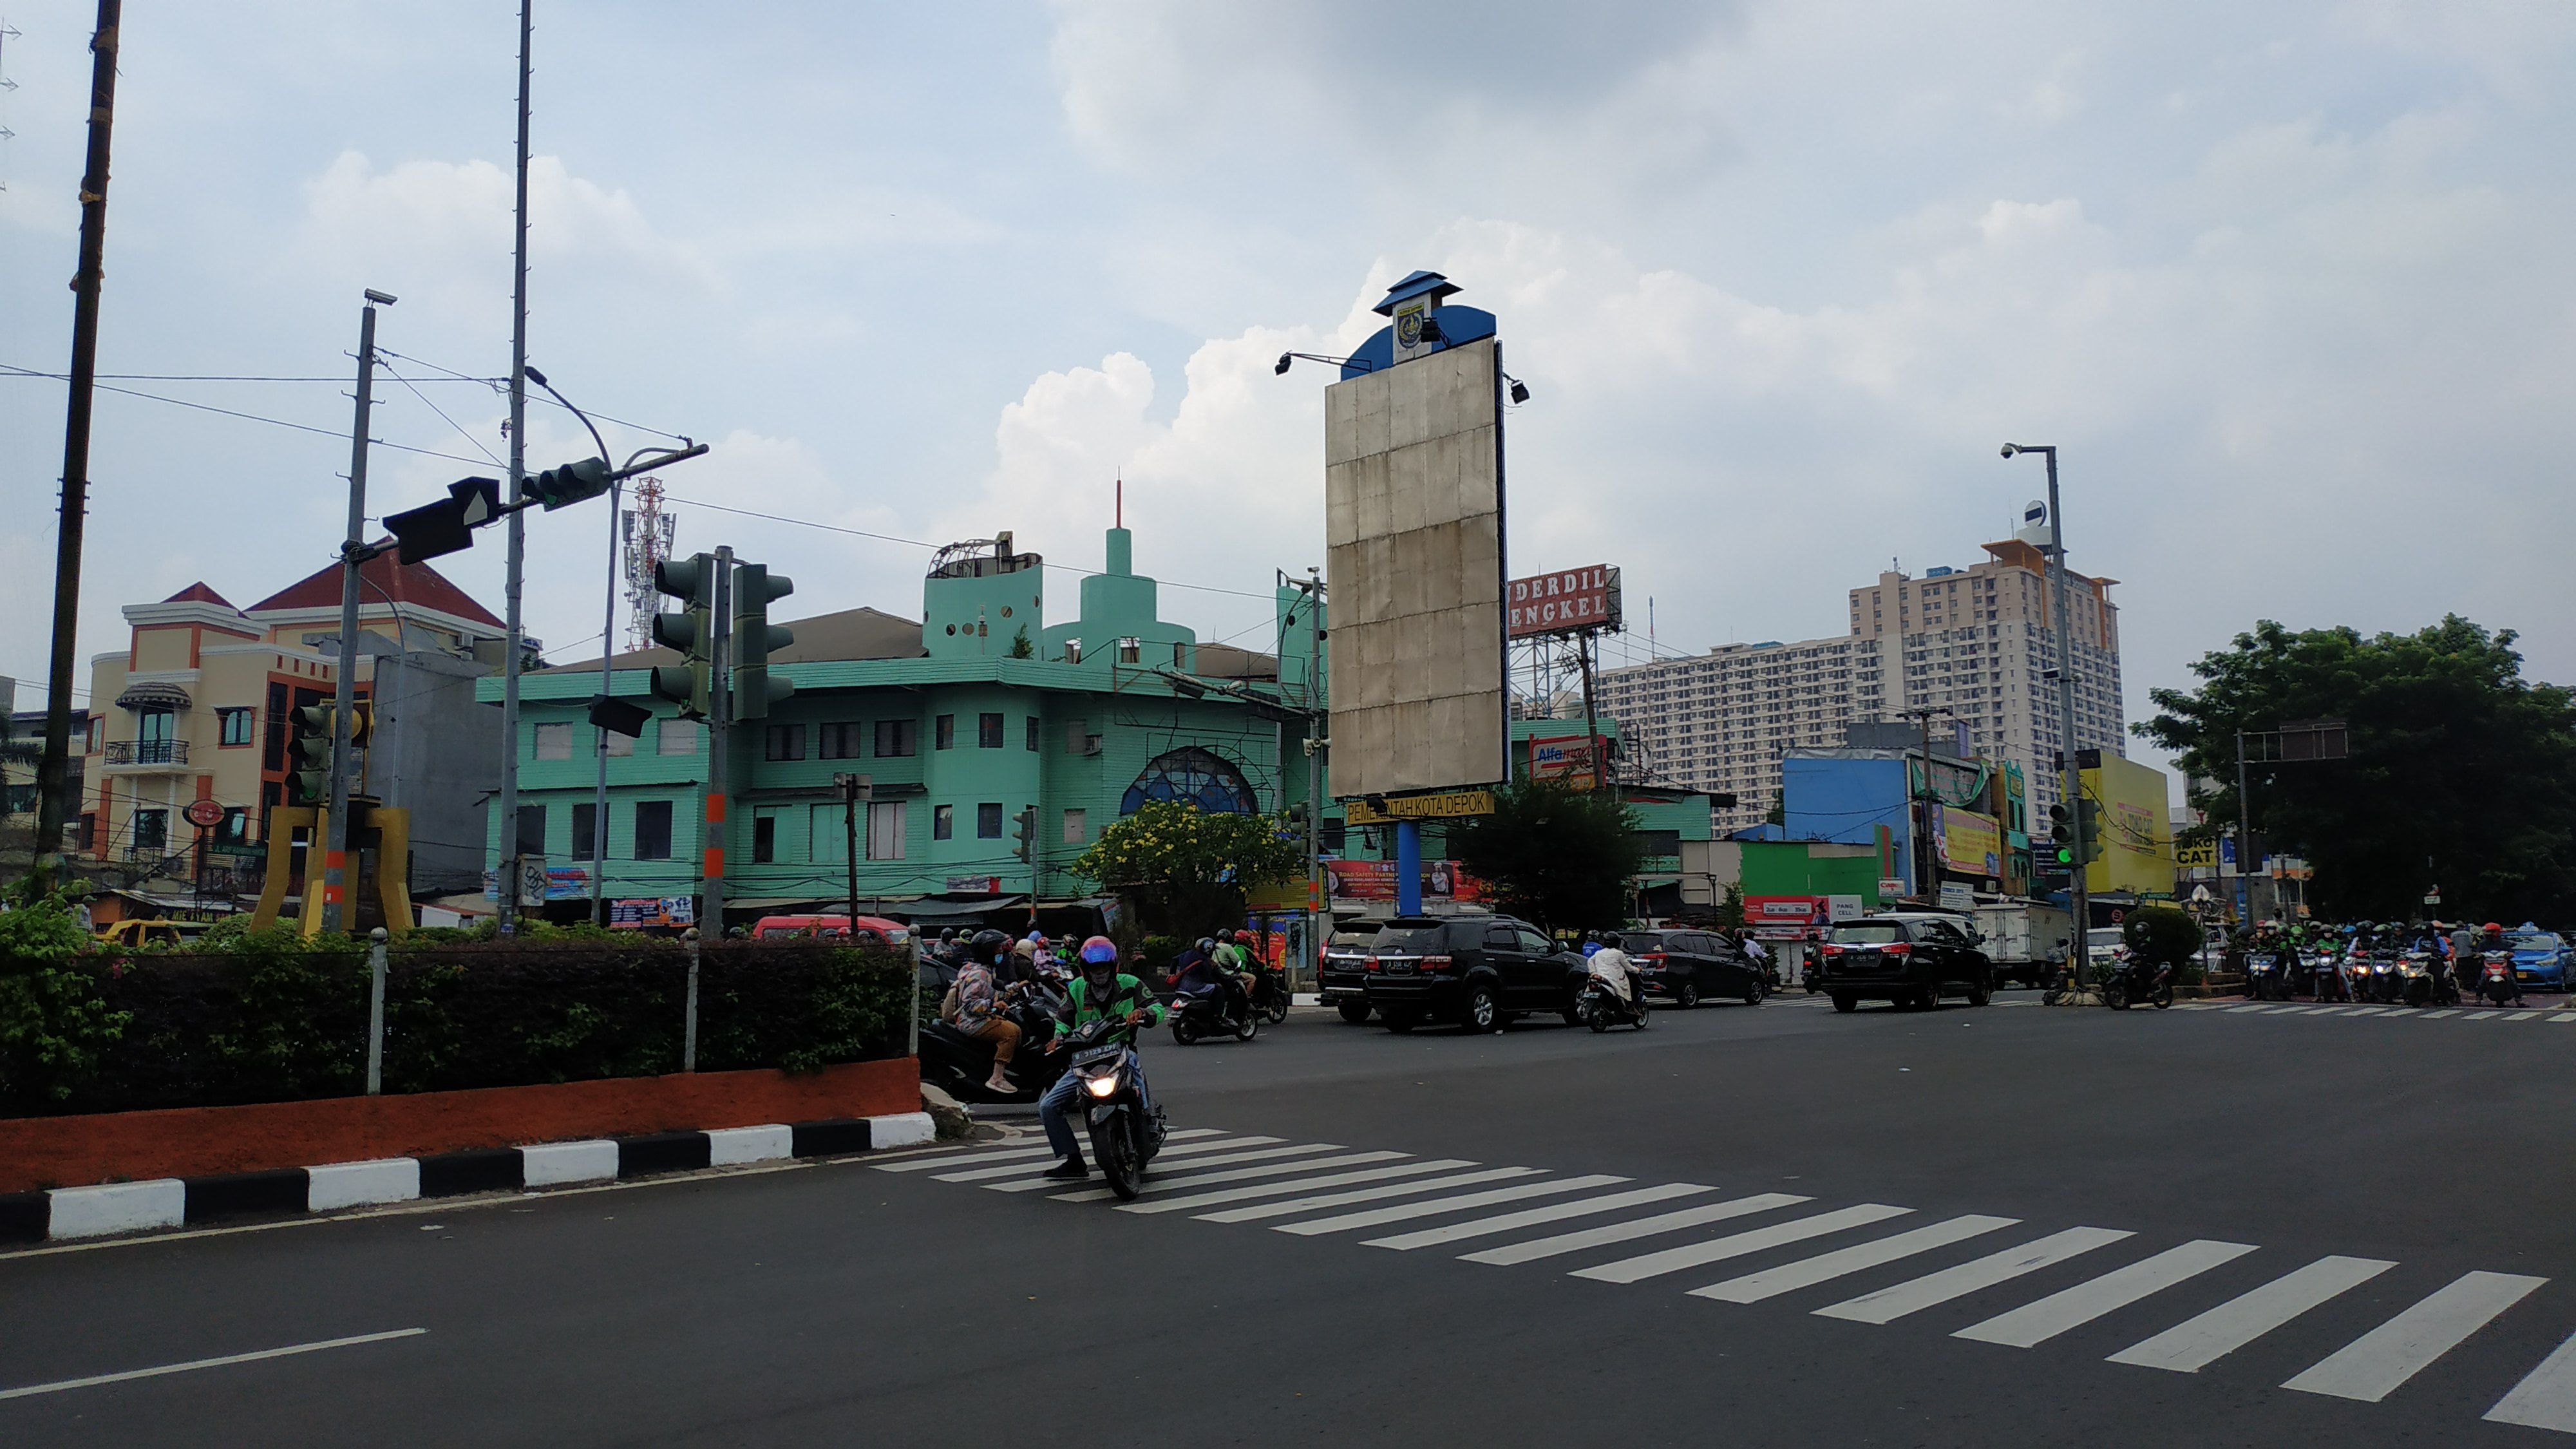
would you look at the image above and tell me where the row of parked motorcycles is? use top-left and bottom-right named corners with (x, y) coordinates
top-left (2244, 947), bottom-right (2520, 1007)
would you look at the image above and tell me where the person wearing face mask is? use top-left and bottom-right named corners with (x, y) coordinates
top-left (1037, 936), bottom-right (1166, 1180)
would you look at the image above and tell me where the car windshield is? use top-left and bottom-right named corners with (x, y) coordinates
top-left (1373, 925), bottom-right (1448, 954)
top-left (2088, 929), bottom-right (2125, 949)
top-left (1329, 931), bottom-right (1380, 951)
top-left (1620, 933), bottom-right (1667, 952)
top-left (2512, 933), bottom-right (2561, 951)
top-left (1831, 923), bottom-right (1904, 945)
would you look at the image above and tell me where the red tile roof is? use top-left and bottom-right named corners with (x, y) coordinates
top-left (247, 542), bottom-right (505, 629)
top-left (160, 582), bottom-right (241, 611)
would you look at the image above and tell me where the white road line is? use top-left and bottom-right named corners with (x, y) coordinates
top-left (2108, 1255), bottom-right (2395, 1373)
top-left (876, 1128), bottom-right (1220, 1172)
top-left (933, 1133), bottom-right (1272, 1182)
top-left (1008, 1141), bottom-right (1340, 1194)
top-left (1817, 1226), bottom-right (2135, 1325)
top-left (2468, 1010), bottom-right (2503, 1020)
top-left (2551, 1013), bottom-right (2576, 1023)
top-left (1274, 1175), bottom-right (1629, 1236)
top-left (1462, 1194), bottom-right (1811, 1266)
top-left (1573, 1204), bottom-right (1914, 1285)
top-left (2284, 1271), bottom-right (2546, 1403)
top-left (2508, 1010), bottom-right (2541, 1021)
top-left (0, 1329), bottom-right (427, 1402)
top-left (2344, 1007), bottom-right (2389, 1017)
top-left (2424, 1009), bottom-right (2463, 1019)
top-left (2487, 1327), bottom-right (2576, 1432)
top-left (1197, 1168), bottom-right (1542, 1224)
top-left (1955, 1240), bottom-right (2258, 1348)
top-left (2226, 1005), bottom-right (2270, 1014)
top-left (1048, 1150), bottom-right (1400, 1202)
top-left (1115, 1159), bottom-right (1480, 1215)
top-left (1690, 1215), bottom-right (2020, 1304)
top-left (1365, 1184), bottom-right (1718, 1251)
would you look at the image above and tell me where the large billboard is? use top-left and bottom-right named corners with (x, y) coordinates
top-left (1508, 565), bottom-right (1621, 639)
top-left (1529, 734), bottom-right (1609, 790)
top-left (1935, 806), bottom-right (2003, 878)
top-left (2079, 750), bottom-right (2176, 896)
top-left (1324, 334), bottom-right (1509, 800)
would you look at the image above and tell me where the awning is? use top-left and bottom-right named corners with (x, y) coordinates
top-left (883, 895), bottom-right (1031, 920)
top-left (116, 682), bottom-right (193, 711)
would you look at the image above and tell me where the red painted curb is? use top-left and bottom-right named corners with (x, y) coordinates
top-left (0, 1058), bottom-right (920, 1195)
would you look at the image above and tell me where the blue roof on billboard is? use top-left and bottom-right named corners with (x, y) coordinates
top-left (1372, 270), bottom-right (1464, 316)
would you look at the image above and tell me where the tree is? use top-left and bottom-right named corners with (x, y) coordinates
top-left (2138, 616), bottom-right (2576, 923)
top-left (1448, 781), bottom-right (1645, 933)
top-left (2121, 905), bottom-right (2200, 970)
top-left (1712, 882), bottom-right (1747, 936)
top-left (1068, 801), bottom-right (1303, 938)
top-left (1007, 626), bottom-right (1034, 660)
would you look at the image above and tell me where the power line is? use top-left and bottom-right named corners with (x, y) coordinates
top-left (0, 362), bottom-right (496, 468)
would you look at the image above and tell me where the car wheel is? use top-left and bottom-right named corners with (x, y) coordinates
top-left (1336, 1000), bottom-right (1372, 1025)
top-left (1560, 1006), bottom-right (1584, 1028)
top-left (1383, 1012), bottom-right (1418, 1034)
top-left (1464, 983), bottom-right (1499, 1034)
top-left (1911, 989), bottom-right (1937, 1011)
top-left (1674, 981), bottom-right (1700, 1009)
top-left (1967, 976), bottom-right (1992, 1008)
top-left (1743, 977), bottom-right (1767, 1006)
top-left (1832, 994), bottom-right (1857, 1014)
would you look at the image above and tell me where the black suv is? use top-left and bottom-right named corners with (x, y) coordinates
top-left (1320, 926), bottom-right (1382, 1023)
top-left (1619, 929), bottom-right (1768, 1007)
top-left (1815, 914), bottom-right (1994, 1012)
top-left (1362, 915), bottom-right (1584, 1034)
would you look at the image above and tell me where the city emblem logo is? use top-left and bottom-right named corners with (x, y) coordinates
top-left (1395, 302), bottom-right (1425, 350)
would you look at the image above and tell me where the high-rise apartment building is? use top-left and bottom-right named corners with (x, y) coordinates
top-left (1600, 536), bottom-right (2123, 834)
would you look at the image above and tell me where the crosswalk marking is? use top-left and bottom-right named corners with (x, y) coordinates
top-left (2509, 1010), bottom-right (2542, 1021)
top-left (1816, 1226), bottom-right (2134, 1325)
top-left (1113, 1159), bottom-right (1480, 1216)
top-left (1462, 1193), bottom-right (1811, 1267)
top-left (935, 1134), bottom-right (1275, 1182)
top-left (1955, 1240), bottom-right (2258, 1348)
top-left (2488, 1329), bottom-right (2576, 1432)
top-left (1362, 1184), bottom-right (1716, 1251)
top-left (2108, 1255), bottom-right (2395, 1373)
top-left (876, 1130), bottom-right (1222, 1173)
top-left (984, 1137), bottom-right (1312, 1192)
top-left (1194, 1168), bottom-right (1540, 1225)
top-left (2553, 1013), bottom-right (2576, 1023)
top-left (1274, 1174), bottom-right (1628, 1236)
top-left (1573, 1204), bottom-right (1914, 1286)
top-left (2425, 1009), bottom-right (2463, 1018)
top-left (1689, 1215), bottom-right (2020, 1304)
top-left (2226, 1005), bottom-right (2270, 1014)
top-left (1047, 1149), bottom-right (1401, 1202)
top-left (2468, 1010), bottom-right (2503, 1020)
top-left (2284, 1271), bottom-right (2546, 1403)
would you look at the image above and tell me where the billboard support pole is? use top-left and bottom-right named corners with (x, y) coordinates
top-left (1395, 819), bottom-right (1421, 916)
top-left (1578, 629), bottom-right (1602, 797)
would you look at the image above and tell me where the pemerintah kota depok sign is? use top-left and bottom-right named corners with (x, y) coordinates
top-left (1507, 565), bottom-right (1622, 639)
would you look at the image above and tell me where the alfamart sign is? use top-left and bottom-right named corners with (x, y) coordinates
top-left (1507, 565), bottom-right (1622, 639)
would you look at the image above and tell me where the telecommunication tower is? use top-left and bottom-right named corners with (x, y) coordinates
top-left (620, 477), bottom-right (676, 652)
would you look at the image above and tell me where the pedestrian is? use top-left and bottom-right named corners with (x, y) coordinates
top-left (2447, 920), bottom-right (2479, 1003)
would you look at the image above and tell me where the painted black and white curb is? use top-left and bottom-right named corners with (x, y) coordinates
top-left (0, 1112), bottom-right (933, 1246)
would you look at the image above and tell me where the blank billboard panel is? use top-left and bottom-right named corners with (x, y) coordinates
top-left (1323, 336), bottom-right (1508, 799)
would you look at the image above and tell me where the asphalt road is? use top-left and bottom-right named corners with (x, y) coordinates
top-left (6, 989), bottom-right (2576, 1446)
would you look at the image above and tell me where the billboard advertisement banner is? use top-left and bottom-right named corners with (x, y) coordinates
top-left (1936, 806), bottom-right (2003, 877)
top-left (1508, 565), bottom-right (1622, 639)
top-left (1325, 859), bottom-right (1484, 903)
top-left (1323, 336), bottom-right (1509, 799)
top-left (1529, 734), bottom-right (1608, 790)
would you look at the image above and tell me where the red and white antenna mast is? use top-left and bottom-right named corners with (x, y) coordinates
top-left (620, 477), bottom-right (676, 652)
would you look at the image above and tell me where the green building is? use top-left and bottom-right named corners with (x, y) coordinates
top-left (481, 527), bottom-right (1323, 928)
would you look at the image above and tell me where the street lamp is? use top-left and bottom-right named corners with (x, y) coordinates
top-left (2001, 442), bottom-right (2088, 993)
top-left (1274, 351), bottom-right (1372, 375)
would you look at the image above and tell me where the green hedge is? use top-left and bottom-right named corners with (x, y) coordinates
top-left (0, 905), bottom-right (909, 1117)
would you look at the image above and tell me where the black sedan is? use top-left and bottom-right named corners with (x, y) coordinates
top-left (1618, 929), bottom-right (1768, 1007)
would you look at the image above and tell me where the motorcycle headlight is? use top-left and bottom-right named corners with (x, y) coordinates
top-left (1082, 1072), bottom-right (1121, 1099)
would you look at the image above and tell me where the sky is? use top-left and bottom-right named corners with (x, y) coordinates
top-left (3, 1), bottom-right (2573, 778)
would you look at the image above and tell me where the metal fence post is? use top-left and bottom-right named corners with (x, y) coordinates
top-left (683, 925), bottom-right (701, 1072)
top-left (366, 926), bottom-right (389, 1095)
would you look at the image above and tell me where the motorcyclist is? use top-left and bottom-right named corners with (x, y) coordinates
top-left (1217, 929), bottom-right (1274, 1012)
top-left (1037, 936), bottom-right (1167, 1180)
top-left (1583, 930), bottom-right (1638, 1013)
top-left (2482, 922), bottom-right (2524, 1005)
top-left (947, 930), bottom-right (1021, 1095)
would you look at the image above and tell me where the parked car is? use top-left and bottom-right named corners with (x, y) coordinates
top-left (1618, 929), bottom-right (1766, 1007)
top-left (2508, 928), bottom-right (2572, 990)
top-left (94, 918), bottom-right (196, 949)
top-left (1361, 914), bottom-right (1583, 1034)
top-left (1814, 913), bottom-right (1995, 1012)
top-left (1320, 925), bottom-right (1382, 1023)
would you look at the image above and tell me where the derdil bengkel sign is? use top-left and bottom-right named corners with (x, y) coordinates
top-left (1508, 565), bottom-right (1622, 639)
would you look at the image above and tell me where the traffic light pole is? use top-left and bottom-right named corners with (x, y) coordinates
top-left (702, 546), bottom-right (733, 936)
top-left (324, 294), bottom-right (388, 934)
top-left (2041, 450), bottom-right (2089, 985)
top-left (497, 0), bottom-right (532, 938)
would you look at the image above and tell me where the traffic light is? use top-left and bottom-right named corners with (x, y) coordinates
top-left (730, 562), bottom-right (796, 722)
top-left (522, 457), bottom-right (612, 511)
top-left (2075, 798), bottom-right (2104, 864)
top-left (2047, 803), bottom-right (2076, 867)
top-left (1010, 806), bottom-right (1036, 862)
top-left (648, 553), bottom-right (717, 721)
top-left (384, 476), bottom-right (504, 563)
top-left (287, 704), bottom-right (336, 806)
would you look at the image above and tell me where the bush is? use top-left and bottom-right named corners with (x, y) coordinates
top-left (2123, 906), bottom-right (2202, 969)
top-left (0, 895), bottom-right (131, 1106)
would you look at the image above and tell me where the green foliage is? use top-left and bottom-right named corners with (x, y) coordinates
top-left (0, 894), bottom-right (130, 1104)
top-left (2122, 905), bottom-right (2201, 969)
top-left (1712, 882), bottom-right (1748, 936)
top-left (1448, 782), bottom-right (1646, 933)
top-left (1007, 625), bottom-right (1035, 659)
top-left (1070, 800), bottom-right (1303, 936)
top-left (2140, 616), bottom-right (2576, 921)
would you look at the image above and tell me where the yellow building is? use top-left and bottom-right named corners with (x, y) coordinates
top-left (2079, 748), bottom-right (2176, 897)
top-left (80, 555), bottom-right (502, 877)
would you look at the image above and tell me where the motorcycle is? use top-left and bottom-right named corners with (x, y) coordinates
top-left (1249, 966), bottom-right (1291, 1025)
top-left (2362, 951), bottom-right (2405, 1005)
top-left (1168, 978), bottom-right (1260, 1045)
top-left (1059, 1017), bottom-right (1167, 1201)
top-left (2102, 955), bottom-right (2174, 1010)
top-left (917, 976), bottom-right (1072, 1104)
top-left (2481, 951), bottom-right (2523, 1008)
top-left (1574, 970), bottom-right (1650, 1032)
top-left (2246, 953), bottom-right (2287, 1001)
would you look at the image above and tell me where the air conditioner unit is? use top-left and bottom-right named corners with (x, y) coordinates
top-left (1082, 735), bottom-right (1104, 756)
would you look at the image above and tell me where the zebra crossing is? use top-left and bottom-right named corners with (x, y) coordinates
top-left (873, 1128), bottom-right (2576, 1434)
top-left (2179, 1000), bottom-right (2576, 1025)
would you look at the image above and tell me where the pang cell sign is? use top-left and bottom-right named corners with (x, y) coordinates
top-left (1508, 565), bottom-right (1622, 639)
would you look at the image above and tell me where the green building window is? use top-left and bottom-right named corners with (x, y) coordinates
top-left (976, 802), bottom-right (1003, 838)
top-left (933, 804), bottom-right (954, 840)
top-left (634, 800), bottom-right (673, 860)
top-left (819, 723), bottom-right (863, 759)
top-left (978, 713), bottom-right (1004, 749)
top-left (572, 802), bottom-right (600, 861)
top-left (934, 715), bottom-right (956, 750)
top-left (766, 723), bottom-right (806, 762)
top-left (1026, 717), bottom-right (1041, 752)
top-left (753, 812), bottom-right (778, 864)
top-left (875, 719), bottom-right (917, 757)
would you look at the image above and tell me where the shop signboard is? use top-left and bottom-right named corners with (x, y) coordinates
top-left (1325, 858), bottom-right (1484, 903)
top-left (1507, 565), bottom-right (1622, 639)
top-left (1935, 806), bottom-right (2003, 877)
top-left (1746, 894), bottom-right (1830, 942)
top-left (609, 897), bottom-right (695, 930)
top-left (1528, 735), bottom-right (1608, 791)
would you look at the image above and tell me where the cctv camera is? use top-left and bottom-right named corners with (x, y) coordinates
top-left (2000, 444), bottom-right (2019, 459)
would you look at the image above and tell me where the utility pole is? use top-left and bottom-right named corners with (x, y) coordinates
top-left (1578, 629), bottom-right (1603, 794)
top-left (30, 0), bottom-right (122, 889)
top-left (497, 0), bottom-right (532, 935)
top-left (1900, 706), bottom-right (1942, 904)
top-left (2235, 728), bottom-right (2257, 923)
top-left (702, 546), bottom-right (733, 935)
top-left (837, 772), bottom-right (866, 936)
top-left (591, 478), bottom-right (620, 927)
top-left (323, 292), bottom-right (392, 934)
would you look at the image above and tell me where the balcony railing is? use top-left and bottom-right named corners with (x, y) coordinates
top-left (103, 739), bottom-right (189, 765)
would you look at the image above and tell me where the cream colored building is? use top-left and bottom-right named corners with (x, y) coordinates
top-left (81, 554), bottom-right (503, 875)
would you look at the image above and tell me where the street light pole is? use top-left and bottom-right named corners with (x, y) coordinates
top-left (497, 0), bottom-right (532, 936)
top-left (324, 290), bottom-right (393, 934)
top-left (2005, 443), bottom-right (2087, 986)
top-left (591, 477), bottom-right (619, 927)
